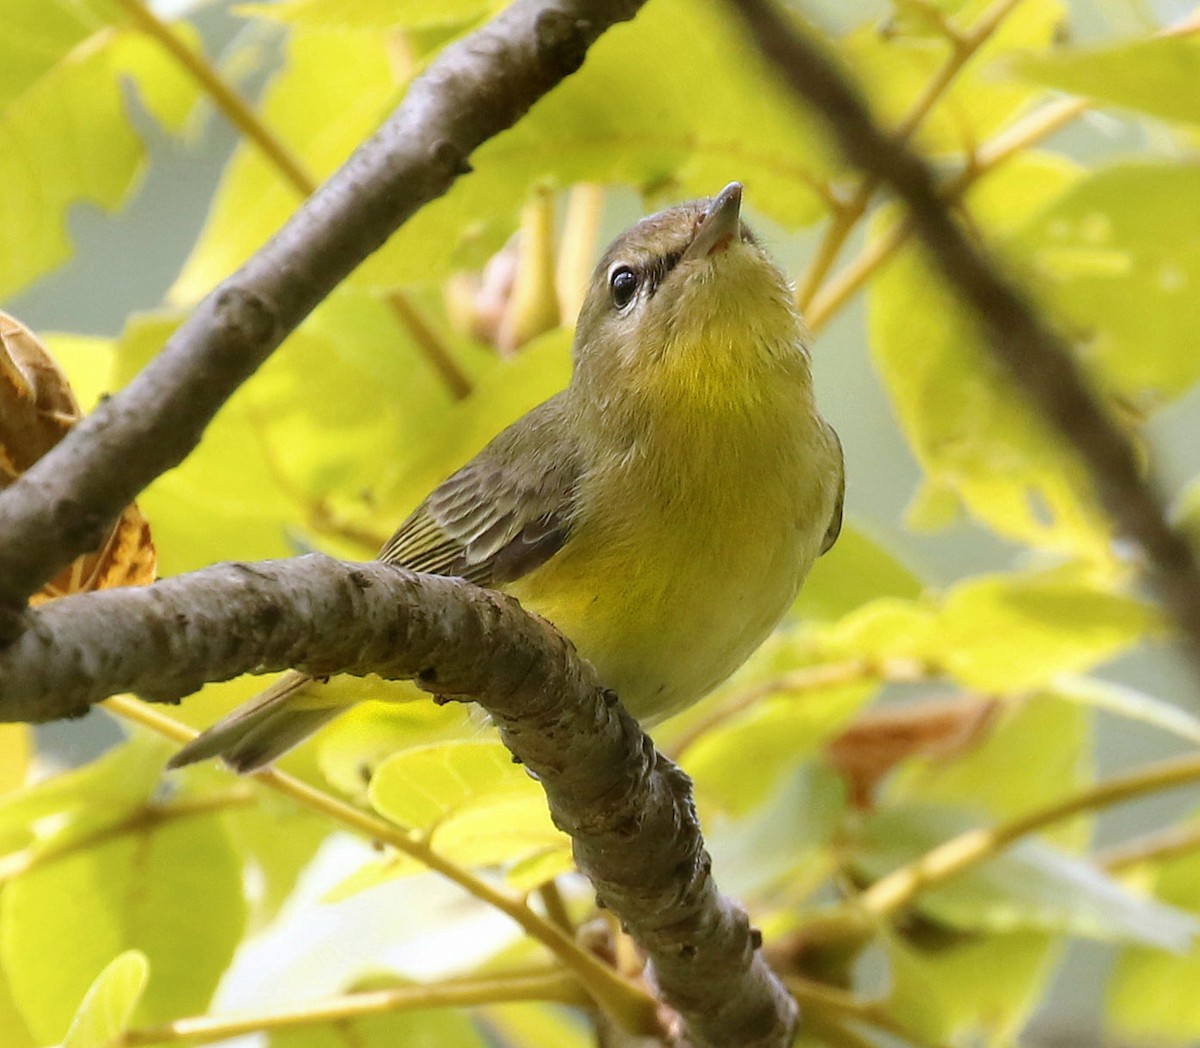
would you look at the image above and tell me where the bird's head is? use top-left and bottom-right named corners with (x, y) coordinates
top-left (570, 183), bottom-right (811, 419)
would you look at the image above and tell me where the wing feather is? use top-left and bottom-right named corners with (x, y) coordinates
top-left (379, 394), bottom-right (580, 586)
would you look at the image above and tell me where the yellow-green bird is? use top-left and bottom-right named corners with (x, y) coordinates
top-left (170, 183), bottom-right (844, 773)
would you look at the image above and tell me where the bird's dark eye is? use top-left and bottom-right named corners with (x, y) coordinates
top-left (609, 265), bottom-right (639, 309)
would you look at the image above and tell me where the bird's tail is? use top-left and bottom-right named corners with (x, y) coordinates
top-left (167, 671), bottom-right (345, 773)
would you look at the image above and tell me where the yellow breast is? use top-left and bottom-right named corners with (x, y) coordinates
top-left (505, 390), bottom-right (840, 723)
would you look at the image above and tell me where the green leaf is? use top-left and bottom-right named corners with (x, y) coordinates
top-left (61, 951), bottom-right (149, 1048)
top-left (227, 795), bottom-right (330, 923)
top-left (239, 0), bottom-right (495, 29)
top-left (41, 333), bottom-right (121, 412)
top-left (886, 927), bottom-right (1060, 1044)
top-left (0, 965), bottom-right (35, 1048)
top-left (504, 847), bottom-right (577, 892)
top-left (0, 1), bottom-right (113, 106)
top-left (685, 681), bottom-right (875, 816)
top-left (1011, 162), bottom-right (1200, 405)
top-left (365, 740), bottom-right (570, 879)
top-left (479, 1001), bottom-right (593, 1048)
top-left (866, 152), bottom-right (1114, 559)
top-left (931, 571), bottom-right (1158, 692)
top-left (0, 8), bottom-right (201, 297)
top-left (1017, 34), bottom-right (1200, 127)
top-left (369, 740), bottom-right (540, 831)
top-left (324, 853), bottom-right (425, 903)
top-left (354, 0), bottom-right (834, 287)
top-left (1111, 940), bottom-right (1200, 1042)
top-left (106, 288), bottom-right (460, 574)
top-left (170, 26), bottom-right (401, 304)
top-left (816, 570), bottom-right (1155, 695)
top-left (1109, 842), bottom-right (1200, 1040)
top-left (102, 307), bottom-right (293, 572)
top-left (0, 727), bottom-right (31, 797)
top-left (363, 329), bottom-right (572, 529)
top-left (792, 523), bottom-right (922, 622)
top-left (0, 803), bottom-right (245, 1042)
top-left (0, 734), bottom-right (170, 854)
top-left (436, 798), bottom-right (573, 884)
top-left (855, 804), bottom-right (1197, 948)
top-left (317, 696), bottom-right (475, 797)
top-left (707, 763), bottom-right (846, 900)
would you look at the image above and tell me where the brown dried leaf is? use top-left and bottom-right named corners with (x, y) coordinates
top-left (0, 310), bottom-right (81, 483)
top-left (31, 502), bottom-right (156, 604)
top-left (825, 696), bottom-right (1000, 809)
top-left (0, 310), bottom-right (156, 600)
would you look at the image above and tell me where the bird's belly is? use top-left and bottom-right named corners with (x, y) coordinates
top-left (505, 491), bottom-right (821, 723)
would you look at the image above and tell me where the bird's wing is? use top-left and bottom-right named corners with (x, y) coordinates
top-left (378, 394), bottom-right (582, 586)
top-left (820, 422), bottom-right (844, 556)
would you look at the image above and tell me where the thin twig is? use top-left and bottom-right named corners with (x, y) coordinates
top-left (856, 751), bottom-right (1200, 917)
top-left (1098, 821), bottom-right (1200, 874)
top-left (115, 0), bottom-right (315, 196)
top-left (119, 967), bottom-right (586, 1045)
top-left (805, 96), bottom-right (1090, 333)
top-left (537, 878), bottom-right (576, 935)
top-left (384, 289), bottom-right (474, 400)
top-left (795, 0), bottom-right (1027, 310)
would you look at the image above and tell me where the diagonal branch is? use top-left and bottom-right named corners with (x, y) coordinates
top-left (0, 555), bottom-right (798, 1048)
top-left (0, 0), bottom-right (647, 623)
top-left (726, 0), bottom-right (1200, 674)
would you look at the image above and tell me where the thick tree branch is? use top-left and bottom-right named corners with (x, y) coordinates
top-left (0, 555), bottom-right (797, 1048)
top-left (726, 0), bottom-right (1200, 669)
top-left (0, 0), bottom-right (646, 623)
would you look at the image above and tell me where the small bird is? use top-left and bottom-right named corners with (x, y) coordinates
top-left (170, 183), bottom-right (844, 773)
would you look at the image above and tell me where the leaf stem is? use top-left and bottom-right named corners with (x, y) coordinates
top-left (856, 751), bottom-right (1200, 918)
top-left (795, 0), bottom-right (1027, 311)
top-left (537, 877), bottom-right (576, 934)
top-left (104, 696), bottom-right (658, 1034)
top-left (116, 0), bottom-right (472, 399)
top-left (384, 290), bottom-right (474, 400)
top-left (118, 967), bottom-right (588, 1045)
top-left (1098, 821), bottom-right (1200, 873)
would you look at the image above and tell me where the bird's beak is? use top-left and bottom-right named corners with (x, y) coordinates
top-left (682, 182), bottom-right (743, 261)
